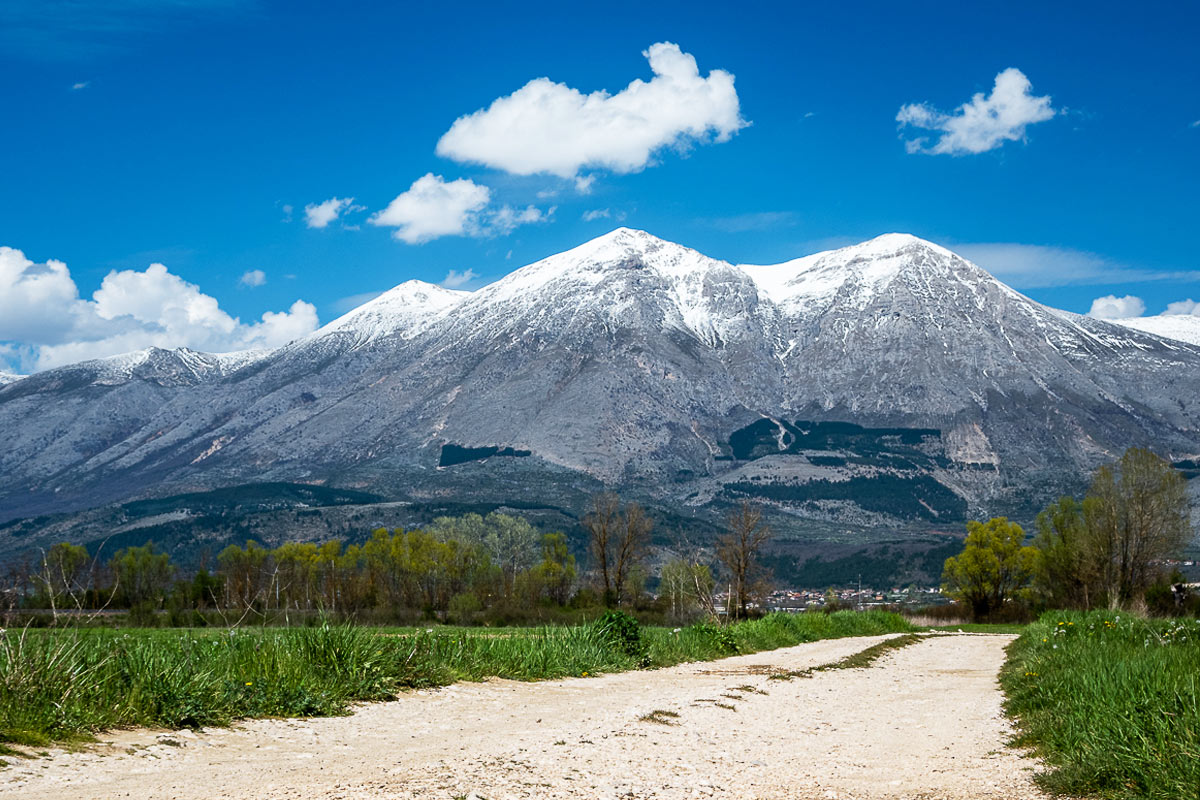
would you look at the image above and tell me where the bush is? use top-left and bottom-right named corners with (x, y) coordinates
top-left (686, 622), bottom-right (738, 655)
top-left (592, 610), bottom-right (648, 665)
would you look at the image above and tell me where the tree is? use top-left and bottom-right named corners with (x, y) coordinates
top-left (109, 543), bottom-right (174, 610)
top-left (612, 502), bottom-right (652, 607)
top-left (660, 557), bottom-right (714, 621)
top-left (1032, 496), bottom-right (1098, 610)
top-left (1082, 447), bottom-right (1190, 609)
top-left (584, 493), bottom-right (652, 607)
top-left (583, 493), bottom-right (620, 605)
top-left (942, 517), bottom-right (1037, 621)
top-left (528, 532), bottom-right (576, 605)
top-left (715, 501), bottom-right (773, 621)
top-left (36, 542), bottom-right (92, 618)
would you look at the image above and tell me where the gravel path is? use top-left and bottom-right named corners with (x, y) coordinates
top-left (0, 633), bottom-right (1045, 799)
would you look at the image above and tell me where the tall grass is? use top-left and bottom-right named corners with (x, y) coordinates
top-left (1001, 610), bottom-right (1200, 799)
top-left (0, 611), bottom-right (911, 750)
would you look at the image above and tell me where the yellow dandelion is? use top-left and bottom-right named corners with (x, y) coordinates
top-left (245, 681), bottom-right (253, 686)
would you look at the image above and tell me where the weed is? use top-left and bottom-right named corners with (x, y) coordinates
top-left (639, 709), bottom-right (680, 725)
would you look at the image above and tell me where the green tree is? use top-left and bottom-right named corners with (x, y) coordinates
top-left (942, 517), bottom-right (1037, 621)
top-left (1082, 447), bottom-right (1190, 609)
top-left (109, 543), bottom-right (174, 610)
top-left (1033, 496), bottom-right (1097, 609)
top-left (36, 542), bottom-right (92, 615)
top-left (527, 532), bottom-right (576, 605)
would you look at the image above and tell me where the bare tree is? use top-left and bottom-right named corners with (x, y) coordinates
top-left (584, 492), bottom-right (620, 605)
top-left (584, 493), bottom-right (653, 607)
top-left (716, 501), bottom-right (773, 621)
top-left (612, 502), bottom-right (652, 606)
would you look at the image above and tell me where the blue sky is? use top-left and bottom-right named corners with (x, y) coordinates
top-left (1, 0), bottom-right (1198, 372)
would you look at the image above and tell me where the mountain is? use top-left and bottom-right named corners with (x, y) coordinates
top-left (0, 372), bottom-right (21, 386)
top-left (2, 229), bottom-right (1199, 566)
top-left (1109, 314), bottom-right (1200, 347)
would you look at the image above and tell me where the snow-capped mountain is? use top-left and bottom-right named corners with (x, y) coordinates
top-left (2, 229), bottom-right (1199, 543)
top-left (0, 372), bottom-right (21, 386)
top-left (1109, 314), bottom-right (1200, 347)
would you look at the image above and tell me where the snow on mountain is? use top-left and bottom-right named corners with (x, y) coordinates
top-left (312, 280), bottom-right (470, 347)
top-left (1109, 315), bottom-right (1200, 346)
top-left (0, 372), bottom-right (22, 386)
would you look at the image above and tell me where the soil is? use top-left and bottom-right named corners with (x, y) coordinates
top-left (0, 633), bottom-right (1047, 799)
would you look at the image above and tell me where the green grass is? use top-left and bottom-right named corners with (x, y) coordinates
top-left (1001, 610), bottom-right (1200, 799)
top-left (0, 611), bottom-right (913, 751)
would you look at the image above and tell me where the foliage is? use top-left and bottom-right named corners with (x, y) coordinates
top-left (1002, 610), bottom-right (1200, 799)
top-left (592, 609), bottom-right (647, 664)
top-left (1031, 447), bottom-right (1191, 610)
top-left (941, 517), bottom-right (1037, 621)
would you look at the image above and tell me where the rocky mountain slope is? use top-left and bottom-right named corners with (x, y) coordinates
top-left (2, 229), bottom-right (1199, 556)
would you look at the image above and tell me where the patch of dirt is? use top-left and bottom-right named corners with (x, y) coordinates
top-left (0, 633), bottom-right (1046, 799)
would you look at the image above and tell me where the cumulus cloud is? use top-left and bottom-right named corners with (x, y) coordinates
top-left (440, 268), bottom-right (478, 289)
top-left (1087, 294), bottom-right (1146, 320)
top-left (0, 246), bottom-right (318, 372)
top-left (1165, 299), bottom-right (1200, 316)
top-left (370, 174), bottom-right (550, 244)
top-left (370, 174), bottom-right (490, 244)
top-left (239, 269), bottom-right (266, 287)
top-left (436, 42), bottom-right (746, 178)
top-left (582, 208), bottom-right (611, 222)
top-left (898, 68), bottom-right (1055, 155)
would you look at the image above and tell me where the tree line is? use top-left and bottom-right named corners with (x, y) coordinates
top-left (7, 497), bottom-right (775, 626)
top-left (942, 447), bottom-right (1196, 620)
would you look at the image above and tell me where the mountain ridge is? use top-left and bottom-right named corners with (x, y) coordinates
top-left (2, 229), bottom-right (1198, 559)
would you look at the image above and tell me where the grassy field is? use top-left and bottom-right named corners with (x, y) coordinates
top-left (0, 610), bottom-right (913, 753)
top-left (1001, 610), bottom-right (1200, 799)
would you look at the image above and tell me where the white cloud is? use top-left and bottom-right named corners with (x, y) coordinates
top-left (304, 196), bottom-right (363, 229)
top-left (369, 174), bottom-right (549, 244)
top-left (488, 204), bottom-right (553, 235)
top-left (369, 174), bottom-right (490, 244)
top-left (954, 242), bottom-right (1200, 289)
top-left (436, 42), bottom-right (746, 178)
top-left (239, 269), bottom-right (266, 287)
top-left (440, 269), bottom-right (478, 289)
top-left (0, 246), bottom-right (318, 372)
top-left (1087, 294), bottom-right (1145, 320)
top-left (574, 175), bottom-right (595, 194)
top-left (1164, 299), bottom-right (1200, 316)
top-left (1191, 120), bottom-right (1200, 128)
top-left (898, 68), bottom-right (1055, 155)
top-left (71, 81), bottom-right (88, 90)
top-left (582, 208), bottom-right (611, 222)
top-left (281, 204), bottom-right (293, 223)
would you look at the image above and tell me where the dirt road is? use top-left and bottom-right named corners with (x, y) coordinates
top-left (1, 633), bottom-right (1045, 799)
